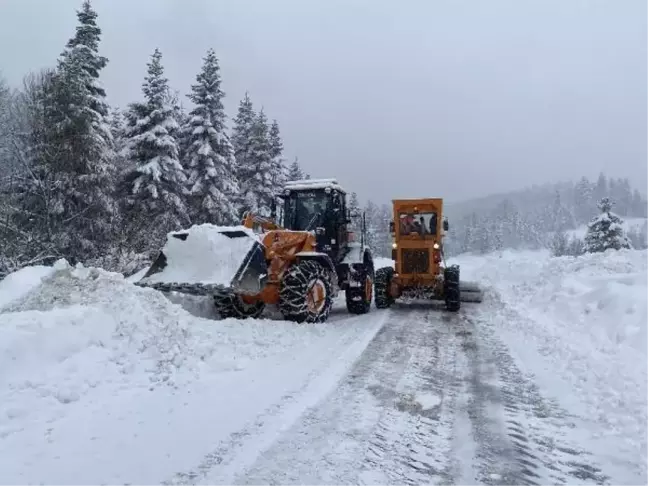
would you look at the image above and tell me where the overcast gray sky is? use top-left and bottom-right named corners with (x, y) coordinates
top-left (1, 0), bottom-right (646, 205)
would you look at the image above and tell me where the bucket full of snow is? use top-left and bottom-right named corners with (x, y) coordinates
top-left (135, 224), bottom-right (268, 297)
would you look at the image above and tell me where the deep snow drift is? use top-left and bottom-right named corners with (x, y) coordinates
top-left (0, 259), bottom-right (387, 484)
top-left (456, 248), bottom-right (648, 482)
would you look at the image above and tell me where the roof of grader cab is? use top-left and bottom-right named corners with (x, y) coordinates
top-left (392, 198), bottom-right (444, 212)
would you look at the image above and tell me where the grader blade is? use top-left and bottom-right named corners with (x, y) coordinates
top-left (459, 280), bottom-right (484, 303)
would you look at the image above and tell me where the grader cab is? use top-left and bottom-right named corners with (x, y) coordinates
top-left (374, 198), bottom-right (483, 311)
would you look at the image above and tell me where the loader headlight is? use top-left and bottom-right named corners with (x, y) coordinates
top-left (392, 243), bottom-right (397, 249)
top-left (433, 243), bottom-right (440, 250)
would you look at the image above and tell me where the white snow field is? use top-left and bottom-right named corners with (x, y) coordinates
top-left (0, 249), bottom-right (645, 484)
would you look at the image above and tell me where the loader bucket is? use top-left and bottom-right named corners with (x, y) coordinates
top-left (135, 224), bottom-right (268, 297)
top-left (460, 280), bottom-right (484, 303)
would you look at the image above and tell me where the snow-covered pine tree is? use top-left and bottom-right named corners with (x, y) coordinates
top-left (348, 191), bottom-right (361, 231)
top-left (287, 157), bottom-right (305, 181)
top-left (584, 197), bottom-right (632, 253)
top-left (237, 107), bottom-right (274, 215)
top-left (41, 0), bottom-right (117, 262)
top-left (231, 92), bottom-right (255, 212)
top-left (182, 48), bottom-right (239, 225)
top-left (120, 48), bottom-right (189, 249)
top-left (268, 119), bottom-right (287, 187)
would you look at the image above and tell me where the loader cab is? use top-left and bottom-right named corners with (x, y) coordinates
top-left (277, 179), bottom-right (349, 260)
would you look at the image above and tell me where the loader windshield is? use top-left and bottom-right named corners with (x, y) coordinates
top-left (399, 212), bottom-right (438, 236)
top-left (283, 190), bottom-right (329, 230)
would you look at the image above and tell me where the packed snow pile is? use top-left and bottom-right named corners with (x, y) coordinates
top-left (138, 224), bottom-right (260, 286)
top-left (0, 259), bottom-right (333, 440)
top-left (456, 248), bottom-right (648, 479)
top-left (0, 258), bottom-right (388, 484)
top-left (457, 248), bottom-right (647, 355)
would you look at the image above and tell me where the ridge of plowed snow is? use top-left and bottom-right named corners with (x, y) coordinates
top-left (0, 259), bottom-right (387, 484)
top-left (456, 248), bottom-right (648, 481)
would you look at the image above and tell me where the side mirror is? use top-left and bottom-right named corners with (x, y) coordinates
top-left (443, 219), bottom-right (449, 231)
top-left (389, 221), bottom-right (395, 233)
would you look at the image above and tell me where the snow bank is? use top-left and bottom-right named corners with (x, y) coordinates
top-left (456, 248), bottom-right (648, 480)
top-left (139, 224), bottom-right (259, 286)
top-left (0, 258), bottom-right (384, 483)
top-left (0, 263), bottom-right (54, 310)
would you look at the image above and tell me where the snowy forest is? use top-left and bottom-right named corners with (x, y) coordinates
top-left (440, 173), bottom-right (647, 256)
top-left (0, 1), bottom-right (312, 277)
top-left (0, 2), bottom-right (646, 278)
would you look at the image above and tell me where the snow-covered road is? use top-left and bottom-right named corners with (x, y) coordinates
top-left (1, 250), bottom-right (645, 485)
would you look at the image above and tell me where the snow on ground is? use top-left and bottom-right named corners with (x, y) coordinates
top-left (0, 260), bottom-right (387, 484)
top-left (454, 248), bottom-right (648, 482)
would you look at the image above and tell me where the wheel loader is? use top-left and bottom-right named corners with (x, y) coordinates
top-left (134, 178), bottom-right (375, 323)
top-left (374, 198), bottom-right (483, 311)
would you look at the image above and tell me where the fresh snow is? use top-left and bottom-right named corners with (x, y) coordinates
top-left (455, 248), bottom-right (647, 483)
top-left (0, 264), bottom-right (54, 310)
top-left (283, 178), bottom-right (345, 193)
top-left (139, 224), bottom-right (259, 287)
top-left (1, 247), bottom-right (645, 484)
top-left (0, 259), bottom-right (388, 484)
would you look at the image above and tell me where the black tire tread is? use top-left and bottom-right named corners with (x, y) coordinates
top-left (214, 293), bottom-right (265, 319)
top-left (374, 266), bottom-right (395, 309)
top-left (444, 265), bottom-right (461, 312)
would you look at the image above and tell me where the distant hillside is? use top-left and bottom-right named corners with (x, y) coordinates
top-left (439, 173), bottom-right (647, 256)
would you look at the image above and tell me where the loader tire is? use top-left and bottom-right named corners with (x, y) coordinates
top-left (214, 293), bottom-right (265, 319)
top-left (279, 260), bottom-right (333, 323)
top-left (346, 267), bottom-right (373, 315)
top-left (444, 265), bottom-right (461, 312)
top-left (374, 267), bottom-right (395, 309)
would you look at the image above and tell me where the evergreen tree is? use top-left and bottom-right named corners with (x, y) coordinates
top-left (268, 119), bottom-right (287, 186)
top-left (287, 157), bottom-right (305, 181)
top-left (584, 197), bottom-right (632, 253)
top-left (348, 191), bottom-right (361, 231)
top-left (120, 48), bottom-right (189, 249)
top-left (237, 107), bottom-right (274, 215)
top-left (182, 48), bottom-right (239, 225)
top-left (42, 0), bottom-right (116, 261)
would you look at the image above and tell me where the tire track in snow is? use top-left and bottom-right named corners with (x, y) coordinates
top-left (233, 304), bottom-right (462, 485)
top-left (162, 311), bottom-right (389, 486)
top-left (357, 306), bottom-right (460, 485)
top-left (451, 308), bottom-right (610, 485)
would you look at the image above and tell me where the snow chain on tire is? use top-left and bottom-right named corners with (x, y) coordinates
top-left (444, 265), bottom-right (461, 312)
top-left (374, 267), bottom-right (395, 309)
top-left (279, 260), bottom-right (333, 323)
top-left (214, 293), bottom-right (265, 319)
